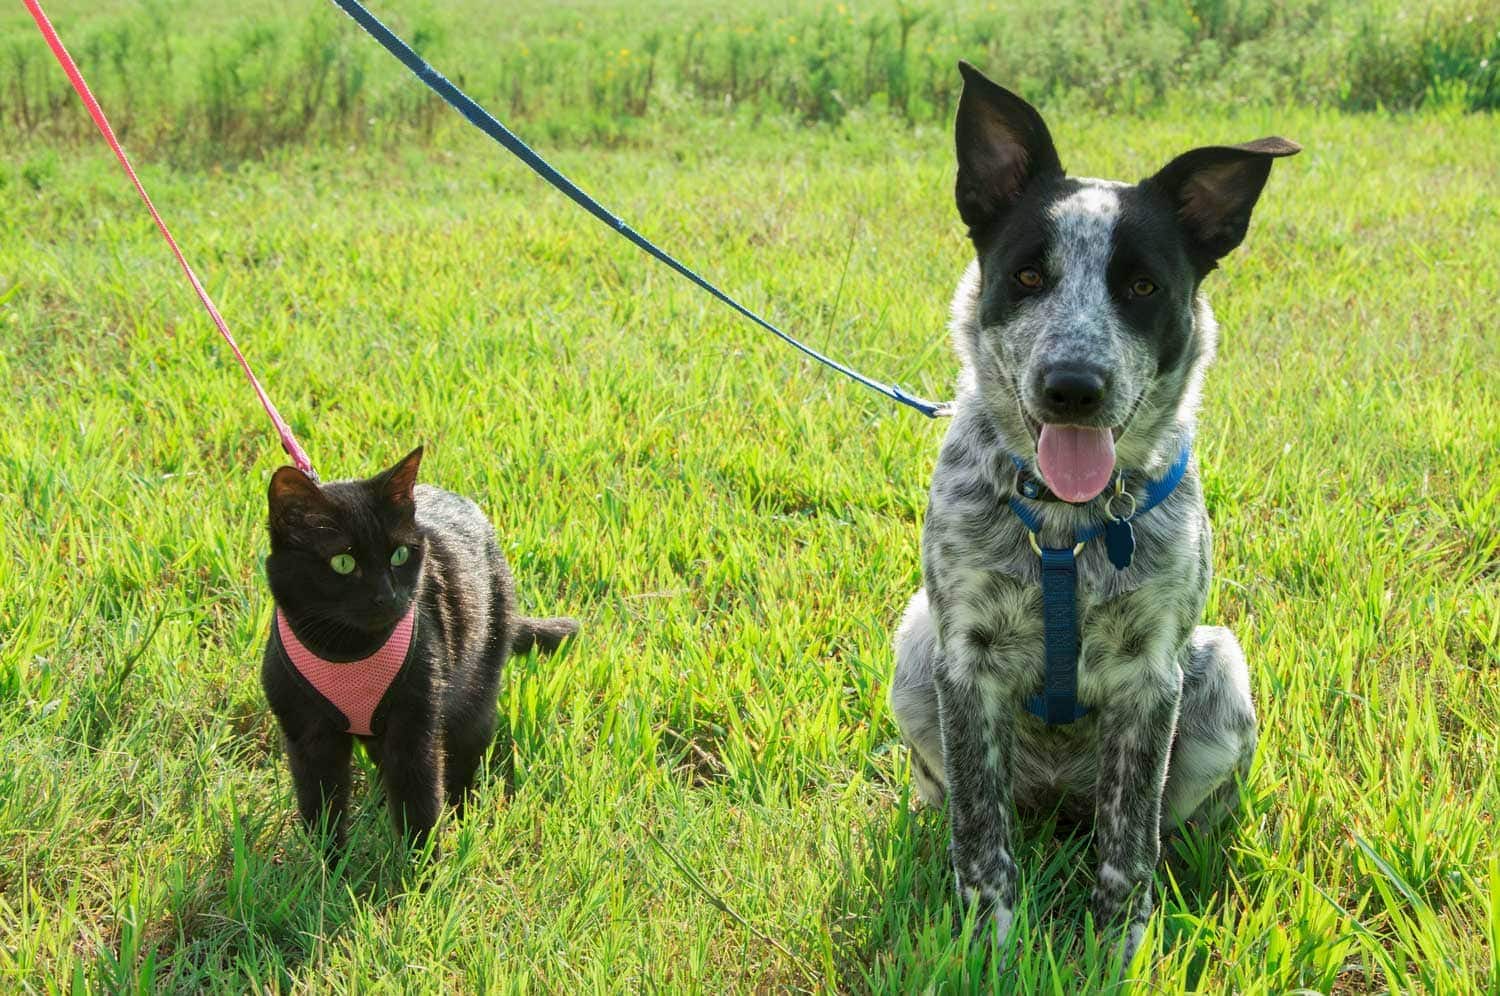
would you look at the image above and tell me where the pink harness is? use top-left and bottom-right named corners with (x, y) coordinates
top-left (275, 609), bottom-right (415, 736)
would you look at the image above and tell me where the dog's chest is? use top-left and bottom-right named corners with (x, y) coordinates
top-left (943, 560), bottom-right (1179, 701)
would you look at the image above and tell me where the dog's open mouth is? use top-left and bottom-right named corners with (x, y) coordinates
top-left (1009, 376), bottom-right (1143, 503)
top-left (1035, 424), bottom-right (1117, 502)
top-left (1020, 410), bottom-right (1128, 504)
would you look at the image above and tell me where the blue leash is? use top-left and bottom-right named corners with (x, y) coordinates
top-left (327, 0), bottom-right (950, 419)
top-left (1008, 443), bottom-right (1193, 725)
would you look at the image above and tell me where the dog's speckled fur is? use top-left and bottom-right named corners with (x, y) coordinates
top-left (890, 63), bottom-right (1297, 961)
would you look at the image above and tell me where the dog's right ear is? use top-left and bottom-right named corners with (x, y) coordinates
top-left (954, 62), bottom-right (1063, 235)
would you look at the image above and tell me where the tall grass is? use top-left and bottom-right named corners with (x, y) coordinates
top-left (2, 0), bottom-right (1497, 160)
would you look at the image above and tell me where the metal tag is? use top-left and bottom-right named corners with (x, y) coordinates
top-left (1104, 518), bottom-right (1135, 570)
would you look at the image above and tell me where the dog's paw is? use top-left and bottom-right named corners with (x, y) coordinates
top-left (951, 878), bottom-right (1017, 950)
top-left (1091, 888), bottom-right (1150, 969)
top-left (988, 901), bottom-right (1014, 947)
top-left (1121, 920), bottom-right (1146, 964)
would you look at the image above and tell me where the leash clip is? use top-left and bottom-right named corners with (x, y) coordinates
top-left (1106, 478), bottom-right (1137, 522)
top-left (1103, 478), bottom-right (1137, 570)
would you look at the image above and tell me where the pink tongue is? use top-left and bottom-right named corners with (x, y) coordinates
top-left (1036, 425), bottom-right (1116, 503)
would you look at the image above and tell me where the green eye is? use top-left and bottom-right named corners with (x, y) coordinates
top-left (390, 545), bottom-right (410, 567)
top-left (330, 553), bottom-right (356, 575)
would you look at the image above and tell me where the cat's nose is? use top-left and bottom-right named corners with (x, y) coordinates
top-left (372, 575), bottom-right (399, 609)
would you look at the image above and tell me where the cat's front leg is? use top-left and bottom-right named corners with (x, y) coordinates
top-left (376, 708), bottom-right (445, 854)
top-left (285, 725), bottom-right (353, 858)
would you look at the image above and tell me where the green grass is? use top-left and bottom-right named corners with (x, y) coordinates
top-left (3, 0), bottom-right (1498, 159)
top-left (2, 5), bottom-right (1499, 991)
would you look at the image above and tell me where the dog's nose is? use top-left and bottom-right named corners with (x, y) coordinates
top-left (1040, 365), bottom-right (1108, 419)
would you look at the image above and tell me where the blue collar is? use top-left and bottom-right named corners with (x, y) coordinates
top-left (1006, 441), bottom-right (1192, 725)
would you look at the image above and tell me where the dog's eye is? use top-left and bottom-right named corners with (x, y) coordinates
top-left (1015, 267), bottom-right (1044, 291)
top-left (329, 553), bottom-right (356, 575)
top-left (1130, 277), bottom-right (1157, 297)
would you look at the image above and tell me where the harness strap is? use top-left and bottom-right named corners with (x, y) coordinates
top-left (1030, 546), bottom-right (1090, 725)
top-left (327, 0), bottom-right (950, 419)
top-left (24, 0), bottom-right (315, 478)
top-left (1012, 440), bottom-right (1193, 726)
top-left (1007, 443), bottom-right (1191, 543)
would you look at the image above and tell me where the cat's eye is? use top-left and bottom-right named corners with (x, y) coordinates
top-left (390, 545), bottom-right (410, 567)
top-left (1130, 277), bottom-right (1157, 297)
top-left (1015, 267), bottom-right (1044, 291)
top-left (329, 553), bottom-right (356, 575)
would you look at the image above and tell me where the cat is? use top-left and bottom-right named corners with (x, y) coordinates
top-left (261, 445), bottom-right (577, 856)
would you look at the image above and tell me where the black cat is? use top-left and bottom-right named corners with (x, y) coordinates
top-left (261, 446), bottom-right (576, 855)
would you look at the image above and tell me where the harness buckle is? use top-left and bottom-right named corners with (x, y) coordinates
top-left (1027, 531), bottom-right (1084, 558)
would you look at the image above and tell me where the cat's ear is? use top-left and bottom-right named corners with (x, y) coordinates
top-left (1144, 137), bottom-right (1300, 270)
top-left (268, 466), bottom-right (334, 532)
top-left (378, 445), bottom-right (423, 509)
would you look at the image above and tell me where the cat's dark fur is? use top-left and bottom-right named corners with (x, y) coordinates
top-left (261, 446), bottom-right (577, 855)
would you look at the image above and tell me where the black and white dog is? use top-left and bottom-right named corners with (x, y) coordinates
top-left (890, 63), bottom-right (1298, 961)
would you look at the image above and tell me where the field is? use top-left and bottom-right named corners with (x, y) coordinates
top-left (2, 0), bottom-right (1498, 992)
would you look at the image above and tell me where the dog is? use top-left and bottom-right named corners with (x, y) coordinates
top-left (889, 61), bottom-right (1298, 962)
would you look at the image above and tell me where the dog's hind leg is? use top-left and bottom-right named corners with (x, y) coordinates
top-left (890, 589), bottom-right (947, 807)
top-left (1162, 626), bottom-right (1257, 833)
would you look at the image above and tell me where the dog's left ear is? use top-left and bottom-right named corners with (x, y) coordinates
top-left (1146, 137), bottom-right (1300, 269)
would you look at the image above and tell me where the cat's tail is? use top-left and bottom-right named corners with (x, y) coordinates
top-left (511, 616), bottom-right (580, 656)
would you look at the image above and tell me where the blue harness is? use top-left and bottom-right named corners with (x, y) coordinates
top-left (1006, 443), bottom-right (1192, 725)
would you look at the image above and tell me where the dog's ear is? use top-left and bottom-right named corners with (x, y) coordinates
top-left (953, 62), bottom-right (1062, 235)
top-left (1146, 137), bottom-right (1300, 269)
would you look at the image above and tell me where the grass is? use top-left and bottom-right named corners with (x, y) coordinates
top-left (2, 0), bottom-right (1498, 159)
top-left (2, 2), bottom-right (1499, 992)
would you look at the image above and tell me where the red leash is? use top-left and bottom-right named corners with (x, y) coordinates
top-left (23, 0), bottom-right (316, 478)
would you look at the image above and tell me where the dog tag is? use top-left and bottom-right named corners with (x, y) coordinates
top-left (1104, 518), bottom-right (1135, 570)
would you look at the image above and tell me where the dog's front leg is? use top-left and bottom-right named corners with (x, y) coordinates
top-left (1091, 674), bottom-right (1181, 963)
top-left (934, 654), bottom-right (1018, 944)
